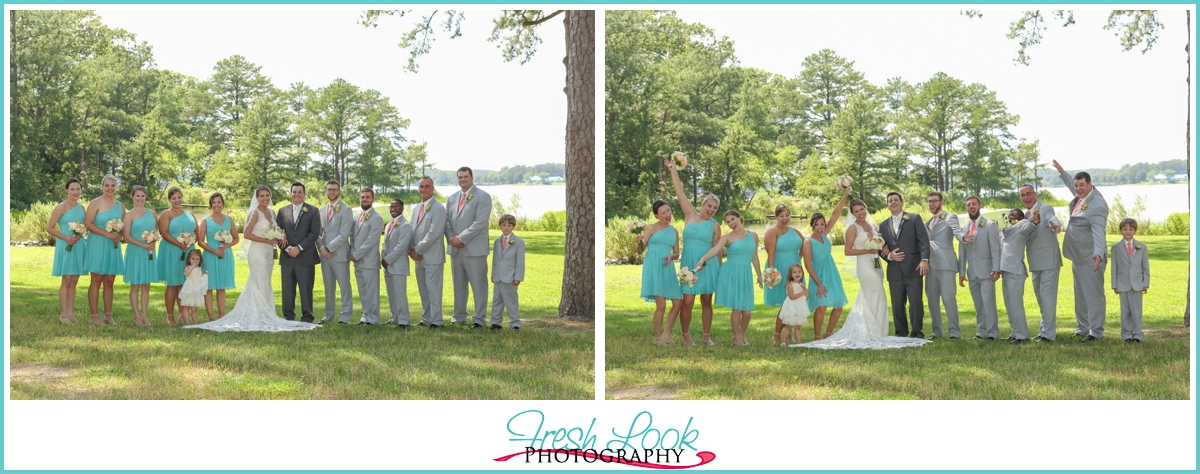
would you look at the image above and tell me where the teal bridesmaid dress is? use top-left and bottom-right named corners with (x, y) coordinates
top-left (158, 211), bottom-right (197, 286)
top-left (202, 215), bottom-right (236, 290)
top-left (806, 235), bottom-right (848, 309)
top-left (764, 228), bottom-right (802, 306)
top-left (679, 219), bottom-right (719, 295)
top-left (715, 233), bottom-right (756, 311)
top-left (122, 210), bottom-right (160, 285)
top-left (51, 203), bottom-right (88, 277)
top-left (640, 227), bottom-right (682, 301)
top-left (85, 203), bottom-right (125, 275)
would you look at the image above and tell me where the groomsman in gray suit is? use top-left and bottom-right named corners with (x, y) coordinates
top-left (382, 199), bottom-right (413, 327)
top-left (444, 167), bottom-right (493, 328)
top-left (410, 178), bottom-right (447, 328)
top-left (958, 196), bottom-right (1001, 340)
top-left (999, 208), bottom-right (1039, 343)
top-left (924, 191), bottom-right (962, 339)
top-left (351, 188), bottom-right (384, 325)
top-left (1019, 183), bottom-right (1064, 342)
top-left (318, 180), bottom-right (355, 324)
top-left (1054, 159), bottom-right (1110, 341)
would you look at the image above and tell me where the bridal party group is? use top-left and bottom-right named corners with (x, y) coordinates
top-left (44, 168), bottom-right (527, 331)
top-left (638, 157), bottom-right (1152, 348)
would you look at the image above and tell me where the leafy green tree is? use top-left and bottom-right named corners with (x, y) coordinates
top-left (897, 72), bottom-right (968, 192)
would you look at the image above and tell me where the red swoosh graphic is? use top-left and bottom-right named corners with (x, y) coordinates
top-left (495, 449), bottom-right (716, 469)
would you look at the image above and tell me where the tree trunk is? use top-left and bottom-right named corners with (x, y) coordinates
top-left (558, 10), bottom-right (595, 321)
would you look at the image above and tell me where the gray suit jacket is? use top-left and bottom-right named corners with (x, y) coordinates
top-left (1024, 201), bottom-right (1064, 271)
top-left (491, 234), bottom-right (526, 284)
top-left (445, 186), bottom-right (493, 258)
top-left (412, 199), bottom-right (447, 265)
top-left (999, 219), bottom-right (1037, 275)
top-left (350, 207), bottom-right (384, 269)
top-left (958, 216), bottom-right (1001, 280)
top-left (925, 210), bottom-right (960, 272)
top-left (382, 215), bottom-right (413, 276)
top-left (318, 199), bottom-right (355, 263)
top-left (1059, 171), bottom-right (1110, 262)
top-left (1110, 239), bottom-right (1150, 292)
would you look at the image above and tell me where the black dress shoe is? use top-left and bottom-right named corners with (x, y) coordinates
top-left (911, 333), bottom-right (925, 339)
top-left (1073, 332), bottom-right (1087, 338)
top-left (490, 324), bottom-right (502, 330)
top-left (1123, 338), bottom-right (1132, 344)
top-left (356, 321), bottom-right (367, 325)
top-left (428, 324), bottom-right (442, 329)
top-left (1010, 338), bottom-right (1028, 344)
top-left (987, 336), bottom-right (997, 340)
top-left (396, 324), bottom-right (409, 330)
top-left (1033, 336), bottom-right (1053, 343)
top-left (970, 335), bottom-right (985, 340)
top-left (926, 335), bottom-right (940, 341)
top-left (470, 323), bottom-right (484, 329)
top-left (949, 336), bottom-right (960, 340)
top-left (1081, 335), bottom-right (1098, 342)
top-left (1134, 339), bottom-right (1142, 343)
top-left (337, 321), bottom-right (347, 325)
top-left (1003, 336), bottom-right (1016, 342)
top-left (512, 326), bottom-right (520, 331)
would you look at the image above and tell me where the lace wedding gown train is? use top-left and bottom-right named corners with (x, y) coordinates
top-left (185, 208), bottom-right (319, 333)
top-left (792, 221), bottom-right (929, 350)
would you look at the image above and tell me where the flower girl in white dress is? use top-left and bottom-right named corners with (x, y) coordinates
top-left (777, 263), bottom-right (810, 345)
top-left (178, 249), bottom-right (208, 325)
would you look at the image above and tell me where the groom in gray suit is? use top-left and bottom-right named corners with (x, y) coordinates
top-left (1019, 183), bottom-right (1064, 342)
top-left (924, 191), bottom-right (962, 339)
top-left (410, 178), bottom-right (447, 328)
top-left (319, 180), bottom-right (355, 324)
top-left (444, 167), bottom-right (493, 328)
top-left (1055, 159), bottom-right (1110, 341)
top-left (958, 196), bottom-right (1001, 340)
top-left (277, 182), bottom-right (322, 323)
top-left (351, 188), bottom-right (384, 325)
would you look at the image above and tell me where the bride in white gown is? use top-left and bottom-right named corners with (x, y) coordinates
top-left (185, 186), bottom-right (319, 333)
top-left (792, 199), bottom-right (927, 350)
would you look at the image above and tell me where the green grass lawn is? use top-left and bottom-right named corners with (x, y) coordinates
top-left (9, 230), bottom-right (594, 399)
top-left (605, 235), bottom-right (1190, 400)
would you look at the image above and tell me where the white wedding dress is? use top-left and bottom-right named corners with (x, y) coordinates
top-left (792, 221), bottom-right (929, 350)
top-left (185, 208), bottom-right (319, 333)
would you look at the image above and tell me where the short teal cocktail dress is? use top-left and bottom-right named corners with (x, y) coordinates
top-left (679, 219), bottom-right (719, 295)
top-left (203, 215), bottom-right (237, 290)
top-left (640, 227), bottom-right (682, 301)
top-left (764, 228), bottom-right (803, 306)
top-left (85, 203), bottom-right (125, 275)
top-left (806, 234), bottom-right (847, 309)
top-left (715, 233), bottom-right (756, 311)
top-left (158, 211), bottom-right (197, 286)
top-left (51, 203), bottom-right (88, 277)
top-left (122, 210), bottom-right (160, 285)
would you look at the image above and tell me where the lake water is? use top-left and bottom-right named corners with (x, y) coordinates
top-left (1045, 182), bottom-right (1191, 223)
top-left (436, 184), bottom-right (566, 219)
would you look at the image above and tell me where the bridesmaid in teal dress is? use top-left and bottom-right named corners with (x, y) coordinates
top-left (764, 204), bottom-right (805, 344)
top-left (122, 185), bottom-right (158, 326)
top-left (157, 187), bottom-right (197, 324)
top-left (695, 210), bottom-right (762, 346)
top-left (639, 200), bottom-right (683, 345)
top-left (803, 186), bottom-right (852, 340)
top-left (665, 157), bottom-right (721, 346)
top-left (47, 177), bottom-right (88, 324)
top-left (84, 174), bottom-right (126, 325)
top-left (197, 192), bottom-right (239, 322)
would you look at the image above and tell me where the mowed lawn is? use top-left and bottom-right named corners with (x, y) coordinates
top-left (606, 235), bottom-right (1190, 400)
top-left (9, 231), bottom-right (594, 400)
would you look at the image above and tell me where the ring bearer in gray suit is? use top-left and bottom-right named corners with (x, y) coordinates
top-left (999, 208), bottom-right (1039, 343)
top-left (444, 167), bottom-right (493, 329)
top-left (924, 191), bottom-right (962, 339)
top-left (319, 180), bottom-right (355, 324)
top-left (410, 178), bottom-right (447, 328)
top-left (350, 188), bottom-right (384, 325)
top-left (490, 214), bottom-right (525, 330)
top-left (1054, 159), bottom-right (1110, 342)
top-left (1111, 218), bottom-right (1150, 343)
top-left (277, 182), bottom-right (322, 323)
top-left (957, 196), bottom-right (1001, 340)
top-left (1019, 183), bottom-right (1064, 342)
top-left (382, 199), bottom-right (414, 328)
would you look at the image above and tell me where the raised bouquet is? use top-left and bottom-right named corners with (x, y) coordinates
top-left (176, 231), bottom-right (196, 260)
top-left (263, 227), bottom-right (285, 259)
top-left (626, 220), bottom-right (647, 235)
top-left (835, 175), bottom-right (853, 190)
top-left (214, 230), bottom-right (234, 258)
top-left (762, 267), bottom-right (783, 289)
top-left (141, 229), bottom-right (161, 260)
top-left (670, 151), bottom-right (688, 169)
top-left (66, 221), bottom-right (88, 251)
top-left (677, 267), bottom-right (698, 288)
top-left (104, 218), bottom-right (124, 249)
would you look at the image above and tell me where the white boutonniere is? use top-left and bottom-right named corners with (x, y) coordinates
top-left (978, 219), bottom-right (986, 228)
top-left (1135, 244), bottom-right (1142, 251)
top-left (939, 212), bottom-right (947, 219)
top-left (902, 214), bottom-right (910, 221)
top-left (300, 206), bottom-right (308, 214)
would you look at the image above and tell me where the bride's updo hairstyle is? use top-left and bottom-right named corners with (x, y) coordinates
top-left (849, 199), bottom-right (867, 214)
top-left (254, 185), bottom-right (272, 199)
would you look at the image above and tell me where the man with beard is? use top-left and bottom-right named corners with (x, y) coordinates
top-left (318, 180), bottom-right (355, 324)
top-left (958, 196), bottom-right (1001, 340)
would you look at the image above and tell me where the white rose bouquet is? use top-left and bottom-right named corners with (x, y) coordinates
top-left (66, 221), bottom-right (88, 251)
top-left (104, 219), bottom-right (124, 249)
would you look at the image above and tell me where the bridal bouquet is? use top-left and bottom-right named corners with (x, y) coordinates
top-left (834, 175), bottom-right (853, 190)
top-left (762, 267), bottom-right (783, 288)
top-left (263, 227), bottom-right (285, 259)
top-left (66, 221), bottom-right (88, 251)
top-left (177, 231), bottom-right (196, 260)
top-left (670, 151), bottom-right (688, 169)
top-left (104, 219), bottom-right (124, 249)
top-left (214, 230), bottom-right (234, 258)
top-left (626, 220), bottom-right (647, 235)
top-left (677, 267), bottom-right (698, 288)
top-left (864, 234), bottom-right (885, 250)
top-left (141, 229), bottom-right (161, 260)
